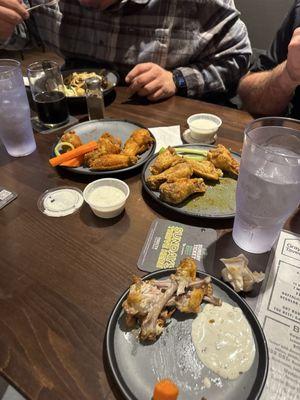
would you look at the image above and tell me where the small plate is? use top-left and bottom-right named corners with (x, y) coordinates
top-left (105, 270), bottom-right (268, 400)
top-left (53, 119), bottom-right (156, 176)
top-left (142, 144), bottom-right (240, 219)
top-left (182, 128), bottom-right (217, 144)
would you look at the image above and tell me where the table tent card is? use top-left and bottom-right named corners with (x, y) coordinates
top-left (137, 218), bottom-right (217, 272)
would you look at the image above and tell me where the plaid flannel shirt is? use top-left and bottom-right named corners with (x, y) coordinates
top-left (6, 0), bottom-right (251, 98)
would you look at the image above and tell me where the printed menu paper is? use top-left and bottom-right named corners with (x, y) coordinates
top-left (257, 230), bottom-right (300, 400)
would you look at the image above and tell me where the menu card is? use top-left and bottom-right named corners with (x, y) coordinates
top-left (256, 230), bottom-right (300, 400)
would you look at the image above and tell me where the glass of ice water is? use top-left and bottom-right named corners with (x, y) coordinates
top-left (232, 117), bottom-right (300, 254)
top-left (0, 59), bottom-right (36, 157)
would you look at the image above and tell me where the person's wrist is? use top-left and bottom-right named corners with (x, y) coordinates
top-left (172, 69), bottom-right (187, 97)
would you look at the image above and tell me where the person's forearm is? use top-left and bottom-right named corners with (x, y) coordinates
top-left (238, 61), bottom-right (297, 115)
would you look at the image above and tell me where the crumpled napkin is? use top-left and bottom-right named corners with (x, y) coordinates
top-left (149, 125), bottom-right (183, 153)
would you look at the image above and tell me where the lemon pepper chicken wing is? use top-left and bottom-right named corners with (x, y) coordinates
top-left (150, 146), bottom-right (183, 175)
top-left (146, 162), bottom-right (193, 190)
top-left (159, 178), bottom-right (206, 205)
top-left (123, 128), bottom-right (154, 156)
top-left (187, 159), bottom-right (223, 181)
top-left (207, 144), bottom-right (239, 176)
top-left (88, 154), bottom-right (137, 170)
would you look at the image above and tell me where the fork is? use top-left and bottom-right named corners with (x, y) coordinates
top-left (26, 0), bottom-right (57, 12)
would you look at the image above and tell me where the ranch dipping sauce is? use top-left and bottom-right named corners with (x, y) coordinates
top-left (88, 185), bottom-right (126, 207)
top-left (190, 118), bottom-right (218, 131)
top-left (192, 302), bottom-right (255, 380)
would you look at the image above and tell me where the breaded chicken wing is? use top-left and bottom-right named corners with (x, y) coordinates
top-left (159, 178), bottom-right (206, 204)
top-left (97, 132), bottom-right (122, 155)
top-left (187, 159), bottom-right (223, 181)
top-left (146, 162), bottom-right (193, 190)
top-left (207, 144), bottom-right (239, 175)
top-left (89, 154), bottom-right (137, 170)
top-left (84, 132), bottom-right (122, 166)
top-left (60, 131), bottom-right (82, 148)
top-left (150, 146), bottom-right (183, 175)
top-left (123, 128), bottom-right (154, 156)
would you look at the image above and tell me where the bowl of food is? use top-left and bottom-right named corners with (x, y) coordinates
top-left (187, 113), bottom-right (222, 143)
top-left (83, 178), bottom-right (130, 218)
top-left (62, 68), bottom-right (119, 113)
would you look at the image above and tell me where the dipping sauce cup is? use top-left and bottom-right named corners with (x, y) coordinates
top-left (83, 178), bottom-right (130, 218)
top-left (232, 117), bottom-right (300, 254)
top-left (187, 113), bottom-right (222, 143)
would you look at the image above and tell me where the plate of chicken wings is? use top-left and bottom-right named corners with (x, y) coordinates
top-left (53, 119), bottom-right (156, 175)
top-left (105, 258), bottom-right (268, 400)
top-left (142, 144), bottom-right (240, 219)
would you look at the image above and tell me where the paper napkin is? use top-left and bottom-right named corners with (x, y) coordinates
top-left (149, 125), bottom-right (183, 153)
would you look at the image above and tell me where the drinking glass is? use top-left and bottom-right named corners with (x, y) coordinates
top-left (232, 117), bottom-right (300, 254)
top-left (0, 59), bottom-right (36, 157)
top-left (27, 60), bottom-right (69, 127)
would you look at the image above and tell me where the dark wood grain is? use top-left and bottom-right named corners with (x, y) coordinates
top-left (0, 87), bottom-right (299, 400)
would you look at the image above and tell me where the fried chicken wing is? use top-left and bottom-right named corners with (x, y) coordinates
top-left (187, 159), bottom-right (223, 181)
top-left (60, 131), bottom-right (82, 148)
top-left (84, 132), bottom-right (122, 166)
top-left (207, 144), bottom-right (239, 175)
top-left (146, 162), bottom-right (193, 190)
top-left (123, 128), bottom-right (154, 156)
top-left (88, 154), bottom-right (137, 170)
top-left (150, 146), bottom-right (183, 175)
top-left (159, 178), bottom-right (206, 205)
top-left (122, 257), bottom-right (221, 341)
top-left (97, 132), bottom-right (122, 155)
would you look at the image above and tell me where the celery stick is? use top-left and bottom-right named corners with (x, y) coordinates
top-left (182, 155), bottom-right (207, 161)
top-left (175, 147), bottom-right (208, 156)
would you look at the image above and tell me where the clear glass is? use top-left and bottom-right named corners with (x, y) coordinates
top-left (27, 60), bottom-right (69, 127)
top-left (0, 59), bottom-right (36, 157)
top-left (233, 117), bottom-right (300, 254)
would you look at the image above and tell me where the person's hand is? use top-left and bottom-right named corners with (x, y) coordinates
top-left (0, 0), bottom-right (29, 41)
top-left (286, 27), bottom-right (300, 84)
top-left (125, 63), bottom-right (176, 102)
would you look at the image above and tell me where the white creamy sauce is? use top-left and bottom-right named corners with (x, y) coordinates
top-left (190, 119), bottom-right (217, 130)
top-left (88, 186), bottom-right (125, 207)
top-left (192, 302), bottom-right (255, 380)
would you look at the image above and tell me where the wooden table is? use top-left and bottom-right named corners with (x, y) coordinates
top-left (0, 88), bottom-right (299, 400)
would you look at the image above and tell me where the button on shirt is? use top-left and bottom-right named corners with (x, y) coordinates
top-left (9, 0), bottom-right (251, 98)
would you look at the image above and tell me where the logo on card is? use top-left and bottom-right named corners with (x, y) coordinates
top-left (282, 239), bottom-right (300, 262)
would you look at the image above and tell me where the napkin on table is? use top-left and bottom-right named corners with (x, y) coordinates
top-left (149, 125), bottom-right (183, 153)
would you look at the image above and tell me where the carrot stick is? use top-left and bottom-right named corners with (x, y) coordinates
top-left (60, 155), bottom-right (84, 167)
top-left (153, 379), bottom-right (179, 400)
top-left (49, 141), bottom-right (97, 167)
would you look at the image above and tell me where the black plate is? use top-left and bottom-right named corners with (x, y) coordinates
top-left (54, 119), bottom-right (156, 176)
top-left (105, 270), bottom-right (268, 400)
top-left (142, 144), bottom-right (240, 219)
